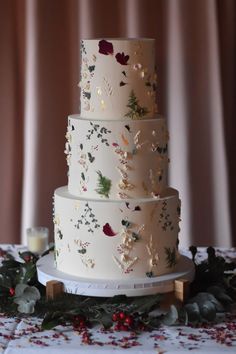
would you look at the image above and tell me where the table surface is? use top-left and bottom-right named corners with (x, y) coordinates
top-left (0, 244), bottom-right (236, 354)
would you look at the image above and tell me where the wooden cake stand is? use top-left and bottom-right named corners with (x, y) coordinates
top-left (36, 253), bottom-right (195, 303)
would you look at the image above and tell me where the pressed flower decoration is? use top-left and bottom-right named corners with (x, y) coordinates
top-left (98, 40), bottom-right (114, 55)
top-left (103, 223), bottom-right (118, 237)
top-left (115, 52), bottom-right (129, 65)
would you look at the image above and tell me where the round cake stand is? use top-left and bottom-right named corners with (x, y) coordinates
top-left (36, 254), bottom-right (195, 297)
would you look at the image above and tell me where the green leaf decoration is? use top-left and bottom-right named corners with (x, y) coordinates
top-left (121, 219), bottom-right (131, 228)
top-left (88, 152), bottom-right (95, 163)
top-left (124, 90), bottom-right (149, 119)
top-left (165, 247), bottom-right (177, 268)
top-left (95, 171), bottom-right (111, 198)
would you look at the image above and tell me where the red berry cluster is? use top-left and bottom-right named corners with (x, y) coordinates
top-left (72, 315), bottom-right (87, 331)
top-left (112, 311), bottom-right (134, 331)
top-left (9, 288), bottom-right (15, 297)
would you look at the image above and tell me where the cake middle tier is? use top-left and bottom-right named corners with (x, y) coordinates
top-left (66, 115), bottom-right (169, 199)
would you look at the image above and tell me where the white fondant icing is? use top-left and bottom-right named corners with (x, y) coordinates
top-left (67, 115), bottom-right (168, 199)
top-left (53, 38), bottom-right (182, 284)
top-left (80, 39), bottom-right (157, 120)
top-left (54, 187), bottom-right (180, 280)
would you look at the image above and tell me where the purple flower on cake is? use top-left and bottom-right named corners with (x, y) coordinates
top-left (115, 52), bottom-right (129, 65)
top-left (98, 40), bottom-right (114, 55)
top-left (103, 223), bottom-right (118, 236)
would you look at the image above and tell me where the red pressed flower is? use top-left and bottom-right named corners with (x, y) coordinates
top-left (103, 223), bottom-right (118, 237)
top-left (98, 40), bottom-right (114, 55)
top-left (115, 52), bottom-right (129, 65)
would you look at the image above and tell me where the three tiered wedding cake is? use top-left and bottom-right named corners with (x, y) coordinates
top-left (53, 38), bottom-right (181, 280)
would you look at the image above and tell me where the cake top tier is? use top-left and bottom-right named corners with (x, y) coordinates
top-left (80, 38), bottom-right (158, 120)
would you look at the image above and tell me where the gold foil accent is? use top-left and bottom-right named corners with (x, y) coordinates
top-left (53, 214), bottom-right (60, 226)
top-left (118, 179), bottom-right (135, 191)
top-left (96, 87), bottom-right (102, 96)
top-left (74, 201), bottom-right (80, 210)
top-left (101, 99), bottom-right (106, 110)
top-left (146, 235), bottom-right (159, 270)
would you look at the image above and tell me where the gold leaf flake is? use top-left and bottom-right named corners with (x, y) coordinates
top-left (74, 201), bottom-right (80, 210)
top-left (133, 63), bottom-right (142, 70)
top-left (53, 214), bottom-right (60, 226)
top-left (96, 87), bottom-right (102, 96)
top-left (121, 133), bottom-right (129, 146)
top-left (116, 166), bottom-right (128, 179)
top-left (101, 99), bottom-right (106, 110)
top-left (118, 179), bottom-right (135, 191)
top-left (140, 70), bottom-right (145, 78)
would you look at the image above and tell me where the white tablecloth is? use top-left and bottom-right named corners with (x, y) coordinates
top-left (1, 245), bottom-right (236, 353)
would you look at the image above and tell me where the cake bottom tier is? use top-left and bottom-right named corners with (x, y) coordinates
top-left (54, 186), bottom-right (181, 280)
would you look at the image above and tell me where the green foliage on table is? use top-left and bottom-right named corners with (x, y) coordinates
top-left (0, 245), bottom-right (236, 331)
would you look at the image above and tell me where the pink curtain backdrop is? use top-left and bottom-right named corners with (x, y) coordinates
top-left (0, 0), bottom-right (235, 247)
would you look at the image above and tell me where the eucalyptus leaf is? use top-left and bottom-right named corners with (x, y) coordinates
top-left (199, 300), bottom-right (216, 321)
top-left (16, 299), bottom-right (36, 314)
top-left (184, 302), bottom-right (200, 322)
top-left (14, 283), bottom-right (28, 297)
top-left (162, 305), bottom-right (178, 325)
top-left (207, 286), bottom-right (233, 306)
top-left (188, 292), bottom-right (224, 312)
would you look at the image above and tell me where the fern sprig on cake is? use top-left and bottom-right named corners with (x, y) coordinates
top-left (95, 171), bottom-right (112, 198)
top-left (125, 90), bottom-right (149, 119)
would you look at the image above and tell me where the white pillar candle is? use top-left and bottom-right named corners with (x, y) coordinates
top-left (27, 227), bottom-right (49, 254)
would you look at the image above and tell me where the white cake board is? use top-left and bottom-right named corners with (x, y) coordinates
top-left (37, 253), bottom-right (195, 297)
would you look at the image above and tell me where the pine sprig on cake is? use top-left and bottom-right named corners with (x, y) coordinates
top-left (95, 171), bottom-right (112, 198)
top-left (165, 247), bottom-right (177, 268)
top-left (125, 90), bottom-right (149, 119)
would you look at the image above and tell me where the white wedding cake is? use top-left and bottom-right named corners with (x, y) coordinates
top-left (53, 38), bottom-right (181, 280)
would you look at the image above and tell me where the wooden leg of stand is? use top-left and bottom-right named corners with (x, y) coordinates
top-left (174, 279), bottom-right (190, 302)
top-left (46, 280), bottom-right (64, 300)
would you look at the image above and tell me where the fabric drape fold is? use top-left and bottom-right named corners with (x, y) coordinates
top-left (0, 0), bottom-right (235, 246)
